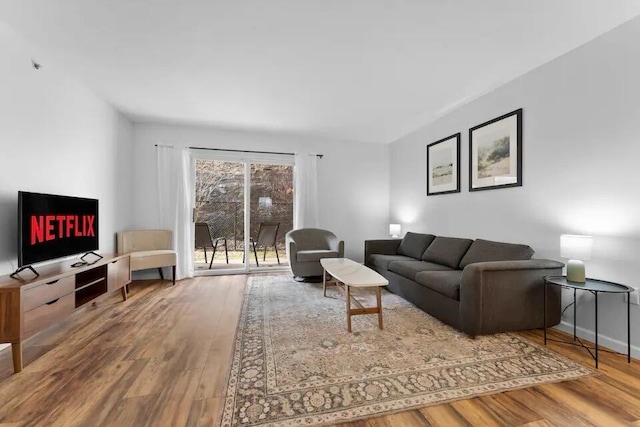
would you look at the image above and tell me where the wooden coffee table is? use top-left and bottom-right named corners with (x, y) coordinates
top-left (320, 258), bottom-right (389, 332)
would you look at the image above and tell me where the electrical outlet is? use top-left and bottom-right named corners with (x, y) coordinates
top-left (624, 287), bottom-right (640, 305)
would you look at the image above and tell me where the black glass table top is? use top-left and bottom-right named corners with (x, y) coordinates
top-left (545, 275), bottom-right (633, 293)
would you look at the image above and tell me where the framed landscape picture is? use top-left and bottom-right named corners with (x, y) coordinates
top-left (469, 108), bottom-right (522, 191)
top-left (427, 133), bottom-right (460, 196)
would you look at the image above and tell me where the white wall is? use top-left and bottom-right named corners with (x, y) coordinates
top-left (390, 17), bottom-right (640, 356)
top-left (0, 23), bottom-right (135, 276)
top-left (132, 123), bottom-right (389, 262)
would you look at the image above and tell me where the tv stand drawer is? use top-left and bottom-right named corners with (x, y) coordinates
top-left (23, 276), bottom-right (76, 311)
top-left (24, 293), bottom-right (75, 337)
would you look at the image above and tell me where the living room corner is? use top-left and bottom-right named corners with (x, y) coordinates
top-left (387, 15), bottom-right (640, 359)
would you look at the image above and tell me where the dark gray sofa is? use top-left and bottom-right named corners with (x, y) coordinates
top-left (365, 232), bottom-right (564, 337)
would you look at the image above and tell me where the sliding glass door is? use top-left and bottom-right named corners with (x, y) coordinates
top-left (247, 162), bottom-right (293, 268)
top-left (192, 153), bottom-right (293, 274)
top-left (194, 158), bottom-right (246, 272)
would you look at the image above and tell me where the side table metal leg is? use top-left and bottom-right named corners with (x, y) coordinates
top-left (573, 288), bottom-right (577, 341)
top-left (628, 292), bottom-right (631, 363)
top-left (543, 281), bottom-right (547, 345)
top-left (595, 292), bottom-right (599, 369)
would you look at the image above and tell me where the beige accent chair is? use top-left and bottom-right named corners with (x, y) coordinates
top-left (117, 230), bottom-right (177, 285)
top-left (285, 228), bottom-right (344, 279)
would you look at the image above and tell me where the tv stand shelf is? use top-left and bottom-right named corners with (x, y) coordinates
top-left (0, 253), bottom-right (131, 373)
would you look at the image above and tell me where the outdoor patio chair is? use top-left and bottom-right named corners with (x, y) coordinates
top-left (247, 222), bottom-right (280, 267)
top-left (195, 222), bottom-right (229, 268)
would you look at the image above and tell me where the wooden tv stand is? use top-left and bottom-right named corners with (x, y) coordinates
top-left (0, 253), bottom-right (131, 373)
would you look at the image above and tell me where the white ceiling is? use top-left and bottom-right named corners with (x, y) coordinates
top-left (1, 1), bottom-right (640, 143)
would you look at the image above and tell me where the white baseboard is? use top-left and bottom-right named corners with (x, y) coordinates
top-left (555, 321), bottom-right (639, 359)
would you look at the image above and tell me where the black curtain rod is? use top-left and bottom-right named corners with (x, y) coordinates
top-left (155, 144), bottom-right (323, 158)
top-left (190, 146), bottom-right (324, 158)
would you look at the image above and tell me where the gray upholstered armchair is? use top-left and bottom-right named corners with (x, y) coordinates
top-left (285, 228), bottom-right (344, 279)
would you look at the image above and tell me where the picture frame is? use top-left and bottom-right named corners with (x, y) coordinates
top-left (426, 133), bottom-right (461, 196)
top-left (469, 108), bottom-right (522, 192)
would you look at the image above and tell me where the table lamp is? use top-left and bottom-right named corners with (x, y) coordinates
top-left (560, 234), bottom-right (593, 283)
top-left (389, 224), bottom-right (401, 238)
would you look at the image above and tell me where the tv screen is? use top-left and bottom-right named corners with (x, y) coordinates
top-left (18, 191), bottom-right (99, 267)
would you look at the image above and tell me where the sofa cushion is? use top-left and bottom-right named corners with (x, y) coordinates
top-left (388, 260), bottom-right (452, 280)
top-left (296, 250), bottom-right (340, 263)
top-left (458, 239), bottom-right (535, 269)
top-left (130, 249), bottom-right (177, 271)
top-left (415, 271), bottom-right (463, 300)
top-left (421, 236), bottom-right (474, 269)
top-left (397, 232), bottom-right (436, 259)
top-left (368, 254), bottom-right (415, 270)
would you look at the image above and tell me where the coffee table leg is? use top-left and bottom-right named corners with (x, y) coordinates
top-left (346, 284), bottom-right (352, 333)
top-left (323, 268), bottom-right (327, 297)
top-left (376, 286), bottom-right (383, 330)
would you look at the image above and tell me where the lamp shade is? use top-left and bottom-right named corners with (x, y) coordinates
top-left (389, 224), bottom-right (401, 237)
top-left (560, 235), bottom-right (593, 260)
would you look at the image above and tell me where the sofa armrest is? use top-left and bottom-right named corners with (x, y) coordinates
top-left (459, 259), bottom-right (564, 336)
top-left (326, 236), bottom-right (344, 255)
top-left (364, 239), bottom-right (402, 266)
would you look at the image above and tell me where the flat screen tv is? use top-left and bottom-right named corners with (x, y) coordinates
top-left (18, 191), bottom-right (99, 267)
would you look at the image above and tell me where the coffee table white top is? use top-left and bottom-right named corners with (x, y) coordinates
top-left (320, 258), bottom-right (388, 288)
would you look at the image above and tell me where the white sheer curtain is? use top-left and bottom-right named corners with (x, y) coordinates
top-left (293, 153), bottom-right (319, 229)
top-left (156, 146), bottom-right (194, 280)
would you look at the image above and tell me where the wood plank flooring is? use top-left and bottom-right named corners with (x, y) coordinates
top-left (0, 275), bottom-right (638, 426)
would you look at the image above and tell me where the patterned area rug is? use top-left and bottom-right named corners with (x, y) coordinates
top-left (221, 275), bottom-right (593, 426)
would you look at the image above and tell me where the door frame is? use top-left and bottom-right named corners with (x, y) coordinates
top-left (191, 149), bottom-right (294, 276)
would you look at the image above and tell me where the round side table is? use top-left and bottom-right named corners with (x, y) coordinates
top-left (543, 275), bottom-right (634, 368)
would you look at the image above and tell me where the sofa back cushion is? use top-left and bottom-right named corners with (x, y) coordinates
top-left (421, 236), bottom-right (473, 269)
top-left (397, 232), bottom-right (436, 259)
top-left (458, 239), bottom-right (534, 269)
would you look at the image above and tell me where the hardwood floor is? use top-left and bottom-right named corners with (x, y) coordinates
top-left (0, 275), bottom-right (638, 426)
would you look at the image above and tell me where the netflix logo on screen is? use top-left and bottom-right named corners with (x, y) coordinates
top-left (18, 192), bottom-right (99, 267)
top-left (30, 215), bottom-right (96, 245)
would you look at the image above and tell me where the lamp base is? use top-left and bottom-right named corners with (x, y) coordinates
top-left (566, 259), bottom-right (586, 283)
top-left (391, 234), bottom-right (399, 238)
